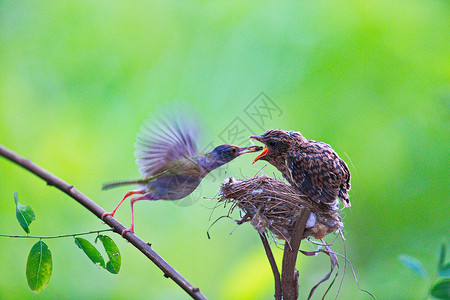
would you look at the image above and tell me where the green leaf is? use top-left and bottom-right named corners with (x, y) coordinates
top-left (14, 192), bottom-right (35, 234)
top-left (26, 241), bottom-right (52, 293)
top-left (75, 237), bottom-right (105, 268)
top-left (439, 263), bottom-right (450, 277)
top-left (399, 254), bottom-right (428, 279)
top-left (430, 279), bottom-right (450, 299)
top-left (97, 235), bottom-right (121, 274)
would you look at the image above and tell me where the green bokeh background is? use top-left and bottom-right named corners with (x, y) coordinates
top-left (0, 1), bottom-right (448, 299)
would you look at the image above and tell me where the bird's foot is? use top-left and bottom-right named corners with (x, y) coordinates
top-left (121, 227), bottom-right (134, 237)
top-left (101, 211), bottom-right (115, 221)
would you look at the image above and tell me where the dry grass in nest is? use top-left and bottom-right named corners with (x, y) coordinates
top-left (218, 175), bottom-right (343, 241)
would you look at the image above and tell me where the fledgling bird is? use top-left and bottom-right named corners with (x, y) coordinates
top-left (102, 110), bottom-right (262, 235)
top-left (250, 129), bottom-right (351, 207)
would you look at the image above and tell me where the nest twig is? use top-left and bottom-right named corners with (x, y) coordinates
top-left (218, 175), bottom-right (343, 241)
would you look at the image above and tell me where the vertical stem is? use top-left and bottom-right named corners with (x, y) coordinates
top-left (281, 207), bottom-right (311, 300)
top-left (259, 232), bottom-right (282, 300)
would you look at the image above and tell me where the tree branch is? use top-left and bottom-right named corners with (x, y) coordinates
top-left (259, 232), bottom-right (282, 300)
top-left (0, 144), bottom-right (207, 300)
top-left (281, 207), bottom-right (311, 300)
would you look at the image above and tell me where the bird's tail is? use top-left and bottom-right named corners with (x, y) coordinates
top-left (339, 189), bottom-right (352, 207)
top-left (102, 179), bottom-right (148, 190)
top-left (342, 198), bottom-right (351, 207)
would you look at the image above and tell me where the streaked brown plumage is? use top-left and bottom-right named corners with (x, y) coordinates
top-left (250, 129), bottom-right (351, 207)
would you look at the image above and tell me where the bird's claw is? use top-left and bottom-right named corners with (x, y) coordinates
top-left (121, 227), bottom-right (134, 237)
top-left (101, 211), bottom-right (115, 221)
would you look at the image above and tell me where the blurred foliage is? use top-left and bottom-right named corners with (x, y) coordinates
top-left (0, 1), bottom-right (448, 299)
top-left (399, 242), bottom-right (450, 299)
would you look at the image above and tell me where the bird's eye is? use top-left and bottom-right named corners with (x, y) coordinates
top-left (267, 140), bottom-right (277, 147)
top-left (231, 148), bottom-right (238, 154)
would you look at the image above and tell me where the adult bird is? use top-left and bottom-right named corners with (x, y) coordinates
top-left (250, 129), bottom-right (351, 207)
top-left (102, 109), bottom-right (262, 235)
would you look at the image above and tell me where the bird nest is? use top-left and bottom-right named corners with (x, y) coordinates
top-left (218, 175), bottom-right (343, 241)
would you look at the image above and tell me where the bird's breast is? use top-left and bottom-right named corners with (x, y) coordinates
top-left (147, 171), bottom-right (203, 200)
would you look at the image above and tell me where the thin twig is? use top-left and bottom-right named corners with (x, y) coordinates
top-left (259, 232), bottom-right (282, 300)
top-left (0, 144), bottom-right (207, 300)
top-left (0, 228), bottom-right (113, 239)
top-left (281, 207), bottom-right (311, 300)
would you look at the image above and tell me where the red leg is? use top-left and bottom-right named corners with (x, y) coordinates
top-left (102, 190), bottom-right (144, 220)
top-left (121, 194), bottom-right (151, 236)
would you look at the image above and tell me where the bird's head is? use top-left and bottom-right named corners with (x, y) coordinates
top-left (210, 144), bottom-right (263, 166)
top-left (250, 129), bottom-right (297, 163)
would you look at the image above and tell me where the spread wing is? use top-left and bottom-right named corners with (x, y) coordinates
top-left (286, 142), bottom-right (343, 205)
top-left (134, 108), bottom-right (200, 178)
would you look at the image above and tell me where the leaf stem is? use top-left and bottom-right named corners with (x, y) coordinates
top-left (259, 232), bottom-right (282, 300)
top-left (0, 229), bottom-right (114, 239)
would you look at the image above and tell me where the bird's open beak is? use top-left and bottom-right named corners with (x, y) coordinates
top-left (249, 135), bottom-right (268, 163)
top-left (238, 145), bottom-right (263, 155)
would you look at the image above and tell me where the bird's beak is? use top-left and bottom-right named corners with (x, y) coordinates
top-left (249, 135), bottom-right (263, 142)
top-left (252, 146), bottom-right (268, 163)
top-left (249, 135), bottom-right (268, 163)
top-left (238, 145), bottom-right (264, 155)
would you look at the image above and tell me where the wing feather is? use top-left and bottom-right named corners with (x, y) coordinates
top-left (286, 145), bottom-right (341, 204)
top-left (134, 107), bottom-right (200, 177)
